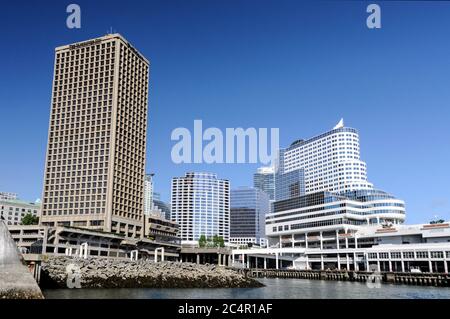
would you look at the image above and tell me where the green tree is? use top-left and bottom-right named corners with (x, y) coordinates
top-left (217, 236), bottom-right (225, 248)
top-left (21, 213), bottom-right (39, 225)
top-left (198, 234), bottom-right (207, 248)
top-left (211, 235), bottom-right (225, 248)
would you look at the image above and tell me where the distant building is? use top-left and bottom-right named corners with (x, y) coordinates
top-left (253, 167), bottom-right (275, 200)
top-left (0, 198), bottom-right (41, 226)
top-left (153, 192), bottom-right (161, 201)
top-left (144, 174), bottom-right (154, 215)
top-left (0, 192), bottom-right (18, 201)
top-left (171, 172), bottom-right (230, 245)
top-left (230, 187), bottom-right (270, 247)
top-left (153, 199), bottom-right (171, 220)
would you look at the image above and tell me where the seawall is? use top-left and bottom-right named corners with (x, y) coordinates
top-left (40, 256), bottom-right (264, 289)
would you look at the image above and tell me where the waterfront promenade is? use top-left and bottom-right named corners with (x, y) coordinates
top-left (234, 268), bottom-right (450, 287)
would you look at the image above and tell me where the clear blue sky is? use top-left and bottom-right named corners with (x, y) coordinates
top-left (1, 0), bottom-right (449, 224)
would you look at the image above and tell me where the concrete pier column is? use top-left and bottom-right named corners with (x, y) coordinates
top-left (305, 233), bottom-right (308, 249)
top-left (320, 231), bottom-right (323, 250)
top-left (320, 255), bottom-right (324, 270)
top-left (377, 261), bottom-right (381, 272)
top-left (246, 255), bottom-right (250, 269)
top-left (353, 253), bottom-right (358, 271)
top-left (264, 258), bottom-right (267, 270)
top-left (292, 234), bottom-right (295, 248)
top-left (445, 260), bottom-right (448, 274)
top-left (255, 257), bottom-right (258, 269)
top-left (401, 260), bottom-right (405, 272)
top-left (196, 254), bottom-right (200, 264)
top-left (335, 230), bottom-right (339, 250)
top-left (346, 254), bottom-right (350, 270)
top-left (275, 253), bottom-right (279, 270)
top-left (429, 260), bottom-right (433, 273)
top-left (337, 254), bottom-right (341, 270)
top-left (355, 236), bottom-right (358, 249)
top-left (389, 260), bottom-right (392, 272)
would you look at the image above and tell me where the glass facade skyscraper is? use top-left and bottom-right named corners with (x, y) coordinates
top-left (171, 172), bottom-right (230, 245)
top-left (253, 166), bottom-right (275, 200)
top-left (230, 187), bottom-right (270, 247)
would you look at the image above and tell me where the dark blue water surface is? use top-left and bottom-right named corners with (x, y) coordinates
top-left (43, 278), bottom-right (450, 299)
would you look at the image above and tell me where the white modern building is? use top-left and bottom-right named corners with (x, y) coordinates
top-left (0, 192), bottom-right (18, 201)
top-left (171, 172), bottom-right (230, 246)
top-left (232, 222), bottom-right (450, 273)
top-left (277, 119), bottom-right (372, 197)
top-left (231, 120), bottom-right (450, 273)
top-left (144, 173), bottom-right (154, 215)
top-left (0, 198), bottom-right (41, 225)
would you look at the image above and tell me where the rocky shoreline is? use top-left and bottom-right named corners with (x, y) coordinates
top-left (40, 256), bottom-right (264, 289)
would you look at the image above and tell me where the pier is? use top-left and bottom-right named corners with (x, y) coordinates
top-left (233, 268), bottom-right (450, 287)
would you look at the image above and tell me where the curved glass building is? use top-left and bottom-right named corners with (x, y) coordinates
top-left (267, 120), bottom-right (406, 248)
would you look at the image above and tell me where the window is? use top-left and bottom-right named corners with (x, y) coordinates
top-left (431, 251), bottom-right (443, 259)
top-left (390, 252), bottom-right (401, 259)
top-left (416, 251), bottom-right (428, 259)
top-left (379, 252), bottom-right (389, 259)
top-left (403, 252), bottom-right (414, 259)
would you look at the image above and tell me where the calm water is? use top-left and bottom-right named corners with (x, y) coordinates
top-left (43, 278), bottom-right (450, 299)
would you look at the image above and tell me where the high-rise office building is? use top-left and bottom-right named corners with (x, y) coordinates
top-left (144, 173), bottom-right (154, 215)
top-left (40, 34), bottom-right (149, 239)
top-left (171, 173), bottom-right (230, 245)
top-left (266, 120), bottom-right (405, 248)
top-left (276, 119), bottom-right (373, 195)
top-left (230, 187), bottom-right (270, 247)
top-left (253, 166), bottom-right (275, 200)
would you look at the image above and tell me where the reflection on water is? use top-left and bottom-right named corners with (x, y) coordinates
top-left (43, 278), bottom-right (450, 299)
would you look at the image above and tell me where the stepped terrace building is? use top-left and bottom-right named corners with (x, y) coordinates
top-left (230, 121), bottom-right (450, 274)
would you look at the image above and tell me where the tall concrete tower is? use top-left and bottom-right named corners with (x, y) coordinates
top-left (40, 34), bottom-right (149, 238)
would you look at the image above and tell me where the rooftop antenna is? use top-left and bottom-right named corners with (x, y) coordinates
top-left (107, 27), bottom-right (114, 35)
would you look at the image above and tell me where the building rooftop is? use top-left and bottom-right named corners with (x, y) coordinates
top-left (55, 33), bottom-right (150, 65)
top-left (0, 199), bottom-right (41, 207)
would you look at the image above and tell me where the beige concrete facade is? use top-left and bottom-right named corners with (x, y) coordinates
top-left (41, 34), bottom-right (149, 239)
